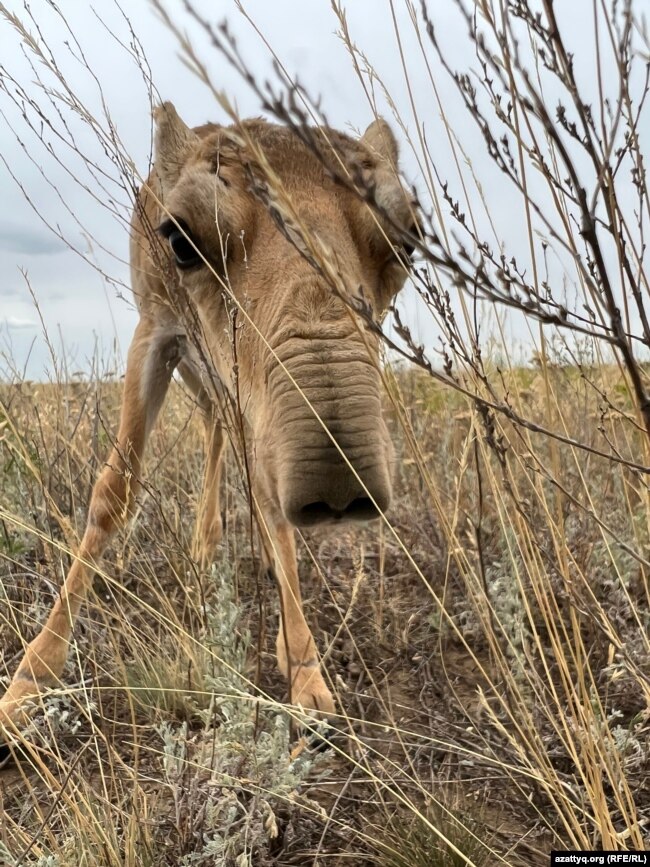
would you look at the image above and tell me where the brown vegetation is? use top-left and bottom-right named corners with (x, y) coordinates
top-left (1, 0), bottom-right (650, 863)
top-left (1, 357), bottom-right (649, 864)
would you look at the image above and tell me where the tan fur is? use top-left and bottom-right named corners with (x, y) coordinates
top-left (0, 103), bottom-right (415, 736)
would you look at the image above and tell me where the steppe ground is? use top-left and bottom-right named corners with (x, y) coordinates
top-left (1, 360), bottom-right (649, 865)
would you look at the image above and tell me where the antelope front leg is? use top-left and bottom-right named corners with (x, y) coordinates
top-left (0, 319), bottom-right (183, 741)
top-left (261, 517), bottom-right (335, 717)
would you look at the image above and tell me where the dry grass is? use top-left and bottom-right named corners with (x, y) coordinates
top-left (1, 1), bottom-right (650, 863)
top-left (1, 352), bottom-right (649, 865)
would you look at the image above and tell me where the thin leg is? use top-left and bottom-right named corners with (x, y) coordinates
top-left (177, 360), bottom-right (226, 570)
top-left (0, 319), bottom-right (184, 734)
top-left (259, 512), bottom-right (335, 716)
top-left (195, 414), bottom-right (225, 569)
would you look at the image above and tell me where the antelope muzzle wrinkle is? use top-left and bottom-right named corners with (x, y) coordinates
top-left (266, 336), bottom-right (394, 528)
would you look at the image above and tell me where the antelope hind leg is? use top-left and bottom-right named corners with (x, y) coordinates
top-left (177, 359), bottom-right (226, 571)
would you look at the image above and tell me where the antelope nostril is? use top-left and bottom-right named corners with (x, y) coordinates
top-left (295, 496), bottom-right (379, 527)
top-left (298, 501), bottom-right (341, 523)
top-left (343, 496), bottom-right (378, 520)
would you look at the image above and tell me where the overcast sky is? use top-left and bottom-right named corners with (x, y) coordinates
top-left (0, 1), bottom-right (646, 379)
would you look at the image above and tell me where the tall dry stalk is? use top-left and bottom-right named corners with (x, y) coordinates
top-left (1, 1), bottom-right (649, 864)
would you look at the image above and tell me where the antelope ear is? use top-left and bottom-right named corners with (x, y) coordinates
top-left (361, 118), bottom-right (399, 167)
top-left (153, 101), bottom-right (199, 192)
top-left (360, 118), bottom-right (409, 218)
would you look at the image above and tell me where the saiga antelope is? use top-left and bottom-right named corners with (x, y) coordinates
top-left (0, 103), bottom-right (416, 752)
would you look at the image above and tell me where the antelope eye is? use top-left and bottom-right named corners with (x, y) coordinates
top-left (158, 218), bottom-right (202, 270)
top-left (168, 229), bottom-right (201, 269)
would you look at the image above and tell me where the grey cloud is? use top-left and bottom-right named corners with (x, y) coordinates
top-left (1, 316), bottom-right (37, 330)
top-left (0, 222), bottom-right (65, 256)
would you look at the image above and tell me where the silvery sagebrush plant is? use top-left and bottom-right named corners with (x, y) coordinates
top-left (158, 559), bottom-right (329, 866)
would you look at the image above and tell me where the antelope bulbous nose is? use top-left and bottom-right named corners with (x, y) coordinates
top-left (283, 471), bottom-right (391, 528)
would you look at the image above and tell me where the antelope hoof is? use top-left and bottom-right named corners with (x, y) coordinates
top-left (0, 674), bottom-right (53, 768)
top-left (0, 742), bottom-right (11, 768)
top-left (305, 724), bottom-right (337, 752)
top-left (0, 673), bottom-right (42, 749)
top-left (194, 516), bottom-right (223, 571)
top-left (289, 663), bottom-right (336, 718)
